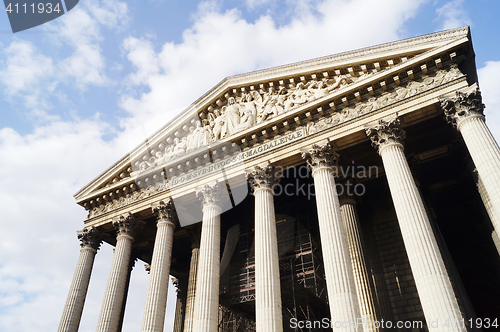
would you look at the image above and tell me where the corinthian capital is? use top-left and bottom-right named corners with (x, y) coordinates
top-left (112, 212), bottom-right (143, 238)
top-left (247, 164), bottom-right (281, 193)
top-left (152, 198), bottom-right (176, 223)
top-left (77, 226), bottom-right (102, 251)
top-left (302, 140), bottom-right (339, 172)
top-left (440, 84), bottom-right (485, 128)
top-left (365, 115), bottom-right (406, 155)
top-left (195, 181), bottom-right (229, 209)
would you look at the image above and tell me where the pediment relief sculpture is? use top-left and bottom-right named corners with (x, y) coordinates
top-left (206, 76), bottom-right (353, 140)
top-left (131, 64), bottom-right (462, 176)
top-left (130, 75), bottom-right (356, 176)
top-left (88, 64), bottom-right (464, 220)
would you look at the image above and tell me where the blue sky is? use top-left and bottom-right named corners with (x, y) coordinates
top-left (0, 0), bottom-right (499, 331)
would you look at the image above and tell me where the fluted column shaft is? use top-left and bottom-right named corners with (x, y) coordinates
top-left (476, 173), bottom-right (500, 255)
top-left (248, 165), bottom-right (283, 332)
top-left (192, 182), bottom-right (228, 332)
top-left (312, 167), bottom-right (362, 329)
top-left (141, 199), bottom-right (177, 332)
top-left (340, 198), bottom-right (378, 332)
top-left (367, 116), bottom-right (464, 331)
top-left (477, 174), bottom-right (500, 227)
top-left (460, 117), bottom-right (500, 234)
top-left (58, 227), bottom-right (101, 332)
top-left (97, 214), bottom-right (141, 332)
top-left (192, 205), bottom-right (221, 332)
top-left (303, 142), bottom-right (361, 331)
top-left (183, 240), bottom-right (200, 332)
top-left (442, 86), bottom-right (500, 238)
top-left (380, 144), bottom-right (463, 329)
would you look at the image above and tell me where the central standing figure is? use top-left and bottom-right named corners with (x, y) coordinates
top-left (221, 97), bottom-right (241, 138)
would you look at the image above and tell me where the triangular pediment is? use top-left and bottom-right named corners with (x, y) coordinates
top-left (75, 26), bottom-right (473, 217)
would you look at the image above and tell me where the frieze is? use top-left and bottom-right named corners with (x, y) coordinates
top-left (87, 64), bottom-right (463, 220)
top-left (168, 128), bottom-right (305, 188)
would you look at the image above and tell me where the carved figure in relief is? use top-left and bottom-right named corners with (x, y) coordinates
top-left (186, 126), bottom-right (197, 153)
top-left (150, 150), bottom-right (164, 166)
top-left (240, 92), bottom-right (262, 121)
top-left (235, 105), bottom-right (256, 132)
top-left (259, 87), bottom-right (280, 123)
top-left (137, 158), bottom-right (151, 172)
top-left (210, 109), bottom-right (225, 141)
top-left (173, 137), bottom-right (187, 157)
top-left (163, 144), bottom-right (174, 162)
top-left (221, 97), bottom-right (241, 138)
top-left (290, 82), bottom-right (311, 104)
top-left (190, 120), bottom-right (212, 149)
top-left (275, 87), bottom-right (289, 115)
top-left (307, 76), bottom-right (345, 99)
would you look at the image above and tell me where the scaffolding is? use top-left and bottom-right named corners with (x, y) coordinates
top-left (219, 213), bottom-right (329, 331)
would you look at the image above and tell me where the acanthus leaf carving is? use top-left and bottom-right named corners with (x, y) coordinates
top-left (246, 164), bottom-right (281, 192)
top-left (440, 84), bottom-right (484, 128)
top-left (195, 180), bottom-right (229, 209)
top-left (152, 198), bottom-right (176, 223)
top-left (112, 212), bottom-right (143, 238)
top-left (365, 115), bottom-right (406, 154)
top-left (302, 140), bottom-right (339, 172)
top-left (77, 226), bottom-right (102, 251)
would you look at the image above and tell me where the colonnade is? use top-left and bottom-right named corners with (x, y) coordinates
top-left (58, 85), bottom-right (500, 332)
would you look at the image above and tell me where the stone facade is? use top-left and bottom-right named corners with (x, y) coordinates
top-left (59, 27), bottom-right (500, 332)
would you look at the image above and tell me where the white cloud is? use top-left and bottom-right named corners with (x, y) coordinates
top-left (61, 42), bottom-right (107, 87)
top-left (57, 7), bottom-right (107, 88)
top-left (478, 61), bottom-right (500, 143)
top-left (435, 0), bottom-right (472, 31)
top-left (0, 40), bottom-right (55, 114)
top-left (0, 117), bottom-right (125, 331)
top-left (0, 40), bottom-right (53, 96)
top-left (50, 0), bottom-right (129, 89)
top-left (122, 37), bottom-right (160, 85)
top-left (86, 0), bottom-right (130, 30)
top-left (244, 0), bottom-right (270, 10)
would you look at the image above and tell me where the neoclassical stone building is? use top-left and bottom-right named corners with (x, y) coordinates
top-left (58, 27), bottom-right (500, 332)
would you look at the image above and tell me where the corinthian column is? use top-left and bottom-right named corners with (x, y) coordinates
top-left (183, 228), bottom-right (201, 332)
top-left (141, 199), bottom-right (177, 332)
top-left (366, 116), bottom-right (464, 331)
top-left (339, 195), bottom-right (379, 331)
top-left (302, 142), bottom-right (361, 330)
top-left (441, 84), bottom-right (500, 236)
top-left (58, 227), bottom-right (102, 332)
top-left (192, 181), bottom-right (228, 332)
top-left (247, 165), bottom-right (283, 332)
top-left (96, 213), bottom-right (143, 332)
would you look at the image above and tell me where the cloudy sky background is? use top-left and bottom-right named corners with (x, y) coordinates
top-left (0, 0), bottom-right (499, 331)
